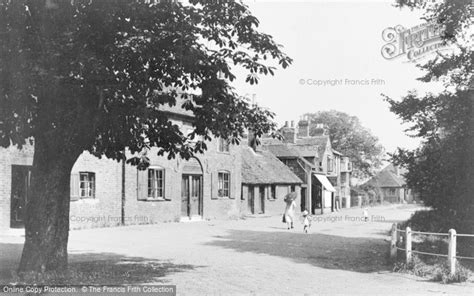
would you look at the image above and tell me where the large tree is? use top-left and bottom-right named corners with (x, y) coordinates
top-left (0, 0), bottom-right (292, 273)
top-left (303, 110), bottom-right (385, 178)
top-left (385, 0), bottom-right (473, 232)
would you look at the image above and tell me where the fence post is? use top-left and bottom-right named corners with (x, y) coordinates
top-left (405, 226), bottom-right (412, 264)
top-left (448, 229), bottom-right (457, 276)
top-left (390, 223), bottom-right (398, 260)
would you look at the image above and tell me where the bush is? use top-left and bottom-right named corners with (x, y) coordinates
top-left (393, 255), bottom-right (472, 283)
top-left (432, 263), bottom-right (472, 284)
top-left (393, 255), bottom-right (436, 278)
top-left (399, 210), bottom-right (456, 233)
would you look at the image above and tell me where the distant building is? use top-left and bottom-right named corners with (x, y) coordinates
top-left (261, 118), bottom-right (352, 214)
top-left (362, 164), bottom-right (418, 203)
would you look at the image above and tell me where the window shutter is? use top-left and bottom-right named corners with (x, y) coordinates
top-left (228, 173), bottom-right (234, 199)
top-left (211, 172), bottom-right (218, 199)
top-left (164, 169), bottom-right (171, 200)
top-left (137, 169), bottom-right (148, 200)
top-left (70, 173), bottom-right (80, 201)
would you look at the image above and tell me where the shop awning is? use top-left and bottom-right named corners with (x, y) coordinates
top-left (313, 174), bottom-right (336, 192)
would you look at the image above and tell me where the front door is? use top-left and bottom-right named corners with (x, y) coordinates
top-left (248, 186), bottom-right (255, 214)
top-left (311, 182), bottom-right (321, 215)
top-left (259, 186), bottom-right (265, 214)
top-left (300, 188), bottom-right (307, 212)
top-left (10, 165), bottom-right (32, 228)
top-left (181, 174), bottom-right (202, 218)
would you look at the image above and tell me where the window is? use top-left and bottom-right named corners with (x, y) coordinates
top-left (148, 168), bottom-right (165, 199)
top-left (218, 137), bottom-right (230, 152)
top-left (290, 185), bottom-right (296, 192)
top-left (388, 188), bottom-right (396, 195)
top-left (79, 172), bottom-right (95, 199)
top-left (327, 156), bottom-right (333, 172)
top-left (218, 172), bottom-right (230, 197)
top-left (269, 185), bottom-right (276, 200)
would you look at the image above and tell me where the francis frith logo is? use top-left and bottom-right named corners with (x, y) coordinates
top-left (381, 22), bottom-right (451, 62)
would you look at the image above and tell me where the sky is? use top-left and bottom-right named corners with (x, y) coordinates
top-left (230, 0), bottom-right (445, 154)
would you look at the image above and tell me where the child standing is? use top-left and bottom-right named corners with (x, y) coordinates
top-left (302, 210), bottom-right (311, 233)
top-left (363, 207), bottom-right (369, 222)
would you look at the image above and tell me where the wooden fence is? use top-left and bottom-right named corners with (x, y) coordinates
top-left (390, 223), bottom-right (474, 275)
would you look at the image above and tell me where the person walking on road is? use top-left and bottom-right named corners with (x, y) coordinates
top-left (284, 192), bottom-right (297, 230)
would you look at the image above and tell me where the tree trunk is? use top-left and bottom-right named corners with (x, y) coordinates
top-left (18, 136), bottom-right (80, 273)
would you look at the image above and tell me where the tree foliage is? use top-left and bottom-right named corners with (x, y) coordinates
top-left (385, 0), bottom-right (473, 232)
top-left (0, 0), bottom-right (292, 273)
top-left (0, 0), bottom-right (292, 160)
top-left (303, 110), bottom-right (385, 178)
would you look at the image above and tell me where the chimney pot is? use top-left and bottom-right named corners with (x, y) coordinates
top-left (290, 120), bottom-right (294, 128)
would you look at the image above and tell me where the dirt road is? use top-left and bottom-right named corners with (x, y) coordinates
top-left (1, 204), bottom-right (473, 295)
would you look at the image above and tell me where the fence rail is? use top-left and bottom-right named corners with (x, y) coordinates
top-left (411, 230), bottom-right (449, 236)
top-left (456, 233), bottom-right (474, 238)
top-left (390, 223), bottom-right (474, 276)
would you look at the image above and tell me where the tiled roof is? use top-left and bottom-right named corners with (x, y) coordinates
top-left (263, 144), bottom-right (302, 158)
top-left (295, 136), bottom-right (329, 147)
top-left (260, 135), bottom-right (329, 158)
top-left (260, 137), bottom-right (283, 145)
top-left (241, 147), bottom-right (302, 185)
top-left (364, 165), bottom-right (406, 188)
top-left (292, 145), bottom-right (319, 157)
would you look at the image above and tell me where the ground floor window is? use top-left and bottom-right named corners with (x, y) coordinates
top-left (79, 172), bottom-right (95, 199)
top-left (148, 168), bottom-right (165, 199)
top-left (218, 171), bottom-right (230, 198)
top-left (270, 185), bottom-right (276, 200)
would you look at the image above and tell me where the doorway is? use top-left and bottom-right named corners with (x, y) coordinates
top-left (300, 187), bottom-right (307, 212)
top-left (181, 174), bottom-right (202, 218)
top-left (10, 165), bottom-right (32, 228)
top-left (311, 184), bottom-right (322, 215)
top-left (248, 186), bottom-right (255, 214)
top-left (258, 185), bottom-right (265, 214)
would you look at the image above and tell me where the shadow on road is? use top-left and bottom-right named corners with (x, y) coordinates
top-left (206, 230), bottom-right (391, 273)
top-left (0, 242), bottom-right (200, 285)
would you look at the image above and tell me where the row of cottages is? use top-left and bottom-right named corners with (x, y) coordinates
top-left (0, 99), bottom-right (303, 232)
top-left (260, 118), bottom-right (352, 215)
top-left (362, 164), bottom-right (419, 204)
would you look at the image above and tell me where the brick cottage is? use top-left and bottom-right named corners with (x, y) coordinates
top-left (0, 101), bottom-right (304, 231)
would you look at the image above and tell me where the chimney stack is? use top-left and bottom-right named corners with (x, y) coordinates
top-left (313, 123), bottom-right (329, 136)
top-left (281, 121), bottom-right (296, 144)
top-left (248, 130), bottom-right (257, 151)
top-left (298, 120), bottom-right (309, 138)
